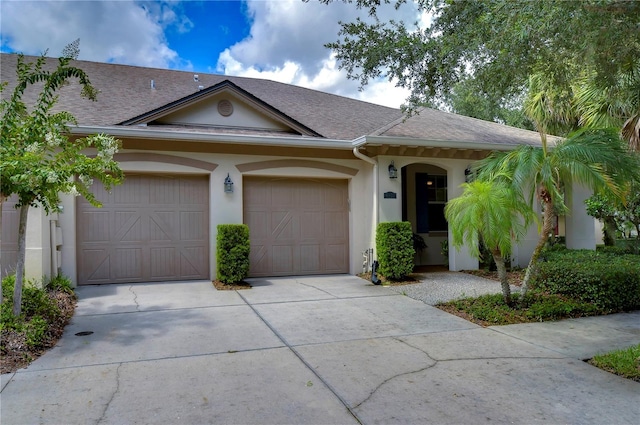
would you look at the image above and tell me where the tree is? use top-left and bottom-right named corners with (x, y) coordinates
top-left (445, 180), bottom-right (536, 305)
top-left (586, 179), bottom-right (640, 246)
top-left (323, 0), bottom-right (640, 117)
top-left (446, 78), bottom-right (534, 131)
top-left (475, 128), bottom-right (639, 295)
top-left (1, 43), bottom-right (123, 316)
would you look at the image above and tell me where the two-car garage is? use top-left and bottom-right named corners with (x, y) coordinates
top-left (75, 174), bottom-right (350, 285)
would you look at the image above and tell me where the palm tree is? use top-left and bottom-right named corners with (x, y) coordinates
top-left (573, 64), bottom-right (640, 151)
top-left (445, 180), bottom-right (536, 305)
top-left (476, 128), bottom-right (639, 295)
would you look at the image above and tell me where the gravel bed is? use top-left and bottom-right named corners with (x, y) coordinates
top-left (387, 272), bottom-right (519, 305)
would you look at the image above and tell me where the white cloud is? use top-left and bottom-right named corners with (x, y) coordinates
top-left (0, 0), bottom-right (420, 108)
top-left (0, 0), bottom-right (187, 69)
top-left (216, 0), bottom-right (419, 108)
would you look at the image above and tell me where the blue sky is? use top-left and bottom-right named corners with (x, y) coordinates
top-left (0, 1), bottom-right (428, 107)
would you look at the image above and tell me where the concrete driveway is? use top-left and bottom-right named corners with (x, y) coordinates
top-left (1, 275), bottom-right (639, 424)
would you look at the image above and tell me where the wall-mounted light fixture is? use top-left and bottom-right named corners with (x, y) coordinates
top-left (388, 161), bottom-right (398, 179)
top-left (224, 173), bottom-right (234, 193)
top-left (464, 166), bottom-right (472, 183)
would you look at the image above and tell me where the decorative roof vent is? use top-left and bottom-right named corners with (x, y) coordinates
top-left (193, 74), bottom-right (199, 82)
top-left (218, 99), bottom-right (233, 117)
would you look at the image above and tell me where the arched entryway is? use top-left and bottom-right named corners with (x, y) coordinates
top-left (401, 163), bottom-right (449, 267)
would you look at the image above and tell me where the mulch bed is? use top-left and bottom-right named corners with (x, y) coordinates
top-left (1, 290), bottom-right (76, 374)
top-left (462, 269), bottom-right (525, 286)
top-left (212, 280), bottom-right (252, 290)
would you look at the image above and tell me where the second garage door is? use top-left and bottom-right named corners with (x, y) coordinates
top-left (244, 177), bottom-right (349, 277)
top-left (77, 174), bottom-right (209, 285)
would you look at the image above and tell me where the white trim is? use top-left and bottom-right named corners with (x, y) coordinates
top-left (352, 135), bottom-right (535, 151)
top-left (70, 125), bottom-right (353, 150)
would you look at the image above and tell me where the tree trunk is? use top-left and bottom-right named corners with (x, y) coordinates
top-left (602, 216), bottom-right (618, 246)
top-left (12, 204), bottom-right (29, 317)
top-left (521, 195), bottom-right (555, 296)
top-left (492, 248), bottom-right (511, 306)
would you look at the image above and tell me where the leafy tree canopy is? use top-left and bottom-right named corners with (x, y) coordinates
top-left (322, 0), bottom-right (640, 120)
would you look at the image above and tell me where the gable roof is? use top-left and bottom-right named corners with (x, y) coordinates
top-left (119, 79), bottom-right (323, 137)
top-left (1, 53), bottom-right (547, 148)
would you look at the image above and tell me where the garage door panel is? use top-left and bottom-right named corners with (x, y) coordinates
top-left (1, 196), bottom-right (19, 278)
top-left (301, 212), bottom-right (323, 239)
top-left (325, 243), bottom-right (347, 272)
top-left (180, 247), bottom-right (207, 277)
top-left (77, 175), bottom-right (209, 285)
top-left (244, 177), bottom-right (348, 277)
top-left (272, 212), bottom-right (295, 240)
top-left (272, 245), bottom-right (294, 274)
top-left (180, 211), bottom-right (206, 241)
top-left (325, 212), bottom-right (347, 238)
top-left (149, 212), bottom-right (174, 241)
top-left (114, 248), bottom-right (143, 280)
top-left (81, 211), bottom-right (111, 242)
top-left (300, 244), bottom-right (320, 272)
top-left (80, 249), bottom-right (111, 282)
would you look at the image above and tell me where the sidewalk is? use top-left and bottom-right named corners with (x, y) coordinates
top-left (1, 275), bottom-right (638, 424)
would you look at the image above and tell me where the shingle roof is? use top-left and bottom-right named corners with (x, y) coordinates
top-left (1, 53), bottom-right (545, 146)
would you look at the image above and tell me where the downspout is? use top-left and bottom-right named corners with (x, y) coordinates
top-left (352, 147), bottom-right (378, 256)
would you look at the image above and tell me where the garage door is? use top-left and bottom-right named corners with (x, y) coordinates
top-left (77, 174), bottom-right (209, 285)
top-left (244, 177), bottom-right (349, 276)
top-left (1, 195), bottom-right (20, 278)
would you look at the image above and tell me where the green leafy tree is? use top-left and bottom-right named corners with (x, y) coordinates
top-left (447, 78), bottom-right (535, 131)
top-left (475, 128), bottom-right (639, 294)
top-left (586, 180), bottom-right (640, 244)
top-left (445, 180), bottom-right (536, 305)
top-left (1, 42), bottom-right (123, 316)
top-left (323, 0), bottom-right (639, 117)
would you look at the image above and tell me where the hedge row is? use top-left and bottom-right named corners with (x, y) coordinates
top-left (532, 249), bottom-right (640, 311)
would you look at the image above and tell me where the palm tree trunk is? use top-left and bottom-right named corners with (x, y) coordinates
top-left (521, 195), bottom-right (555, 295)
top-left (12, 204), bottom-right (29, 317)
top-left (492, 248), bottom-right (511, 305)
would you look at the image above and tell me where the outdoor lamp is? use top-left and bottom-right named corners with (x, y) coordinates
top-left (224, 173), bottom-right (234, 193)
top-left (388, 161), bottom-right (398, 179)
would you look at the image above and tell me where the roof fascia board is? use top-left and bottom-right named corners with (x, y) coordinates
top-left (70, 125), bottom-right (352, 150)
top-left (119, 80), bottom-right (323, 138)
top-left (352, 135), bottom-right (537, 151)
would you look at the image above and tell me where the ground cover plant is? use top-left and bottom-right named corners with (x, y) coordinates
top-left (1, 274), bottom-right (76, 374)
top-left (588, 344), bottom-right (640, 383)
top-left (437, 291), bottom-right (602, 326)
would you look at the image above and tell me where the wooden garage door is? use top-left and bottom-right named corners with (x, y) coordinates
top-left (244, 177), bottom-right (349, 276)
top-left (1, 195), bottom-right (20, 278)
top-left (77, 174), bottom-right (209, 285)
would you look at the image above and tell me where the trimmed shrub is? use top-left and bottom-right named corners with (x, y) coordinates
top-left (216, 224), bottom-right (250, 284)
top-left (531, 250), bottom-right (640, 311)
top-left (376, 222), bottom-right (415, 280)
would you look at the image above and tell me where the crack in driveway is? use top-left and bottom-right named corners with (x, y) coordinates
top-left (97, 363), bottom-right (122, 424)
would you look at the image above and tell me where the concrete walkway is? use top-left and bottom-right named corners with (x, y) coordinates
top-left (1, 275), bottom-right (639, 424)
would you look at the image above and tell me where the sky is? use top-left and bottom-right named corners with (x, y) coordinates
top-left (0, 0), bottom-right (429, 108)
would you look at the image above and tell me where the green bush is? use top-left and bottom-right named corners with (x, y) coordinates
top-left (216, 224), bottom-right (250, 284)
top-left (376, 222), bottom-right (415, 280)
top-left (1, 274), bottom-right (74, 349)
top-left (531, 250), bottom-right (640, 311)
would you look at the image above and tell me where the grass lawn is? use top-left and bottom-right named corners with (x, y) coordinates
top-left (589, 344), bottom-right (640, 382)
